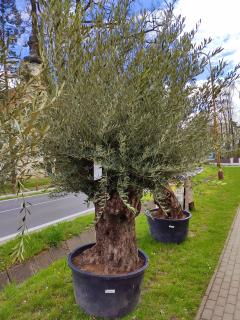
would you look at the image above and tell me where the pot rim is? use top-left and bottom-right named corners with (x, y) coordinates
top-left (68, 242), bottom-right (149, 280)
top-left (145, 209), bottom-right (192, 221)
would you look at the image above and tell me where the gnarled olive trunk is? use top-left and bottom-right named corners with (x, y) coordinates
top-left (76, 191), bottom-right (141, 274)
top-left (154, 185), bottom-right (184, 219)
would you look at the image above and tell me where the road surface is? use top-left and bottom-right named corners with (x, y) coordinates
top-left (0, 193), bottom-right (94, 241)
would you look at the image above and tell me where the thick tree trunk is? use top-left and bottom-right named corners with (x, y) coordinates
top-left (9, 142), bottom-right (17, 194)
top-left (184, 178), bottom-right (195, 211)
top-left (28, 0), bottom-right (41, 63)
top-left (216, 152), bottom-right (224, 180)
top-left (154, 185), bottom-right (184, 219)
top-left (74, 191), bottom-right (142, 274)
top-left (11, 169), bottom-right (17, 194)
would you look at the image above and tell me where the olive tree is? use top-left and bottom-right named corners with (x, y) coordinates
top-left (39, 0), bottom-right (232, 273)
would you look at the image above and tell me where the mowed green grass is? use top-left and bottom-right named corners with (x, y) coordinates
top-left (1, 166), bottom-right (240, 320)
top-left (0, 177), bottom-right (52, 195)
top-left (0, 214), bottom-right (94, 272)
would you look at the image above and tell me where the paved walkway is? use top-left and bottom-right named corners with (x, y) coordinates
top-left (196, 208), bottom-right (240, 320)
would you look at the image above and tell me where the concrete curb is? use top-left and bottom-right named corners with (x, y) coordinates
top-left (0, 208), bottom-right (94, 244)
top-left (0, 228), bottom-right (96, 291)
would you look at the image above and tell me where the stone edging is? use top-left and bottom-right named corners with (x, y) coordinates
top-left (0, 228), bottom-right (96, 291)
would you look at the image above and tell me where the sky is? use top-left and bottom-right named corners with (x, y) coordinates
top-left (174, 0), bottom-right (240, 122)
top-left (15, 0), bottom-right (240, 121)
top-left (175, 0), bottom-right (240, 66)
top-left (16, 0), bottom-right (240, 68)
top-left (137, 0), bottom-right (240, 122)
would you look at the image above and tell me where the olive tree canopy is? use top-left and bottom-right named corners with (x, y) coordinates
top-left (38, 0), bottom-right (238, 273)
top-left (41, 1), bottom-right (212, 198)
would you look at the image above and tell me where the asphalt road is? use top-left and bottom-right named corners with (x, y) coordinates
top-left (0, 193), bottom-right (94, 241)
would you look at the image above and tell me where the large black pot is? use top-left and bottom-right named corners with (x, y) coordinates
top-left (68, 243), bottom-right (148, 319)
top-left (146, 209), bottom-right (191, 244)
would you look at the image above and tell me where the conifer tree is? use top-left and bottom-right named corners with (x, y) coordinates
top-left (0, 0), bottom-right (25, 91)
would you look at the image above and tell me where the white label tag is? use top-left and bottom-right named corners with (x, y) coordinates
top-left (169, 225), bottom-right (175, 229)
top-left (105, 289), bottom-right (115, 294)
top-left (94, 163), bottom-right (102, 181)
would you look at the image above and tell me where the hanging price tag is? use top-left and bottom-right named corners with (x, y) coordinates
top-left (94, 163), bottom-right (102, 181)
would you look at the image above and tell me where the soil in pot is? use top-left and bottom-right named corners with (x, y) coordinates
top-left (150, 208), bottom-right (187, 219)
top-left (73, 248), bottom-right (145, 275)
top-left (68, 243), bottom-right (148, 319)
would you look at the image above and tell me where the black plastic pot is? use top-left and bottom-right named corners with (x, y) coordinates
top-left (146, 209), bottom-right (191, 244)
top-left (68, 243), bottom-right (148, 319)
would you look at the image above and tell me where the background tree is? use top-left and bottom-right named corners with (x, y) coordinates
top-left (218, 85), bottom-right (240, 155)
top-left (0, 0), bottom-right (47, 192)
top-left (0, 0), bottom-right (60, 261)
top-left (0, 0), bottom-right (25, 91)
top-left (201, 51), bottom-right (239, 179)
top-left (0, 0), bottom-right (26, 191)
top-left (26, 0), bottom-right (41, 64)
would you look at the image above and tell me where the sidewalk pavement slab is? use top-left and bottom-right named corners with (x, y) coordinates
top-left (32, 250), bottom-right (53, 272)
top-left (196, 207), bottom-right (240, 320)
top-left (7, 261), bottom-right (35, 284)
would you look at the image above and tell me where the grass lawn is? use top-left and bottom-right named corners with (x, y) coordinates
top-left (0, 189), bottom-right (52, 201)
top-left (1, 166), bottom-right (240, 320)
top-left (0, 214), bottom-right (94, 272)
top-left (0, 177), bottom-right (52, 196)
